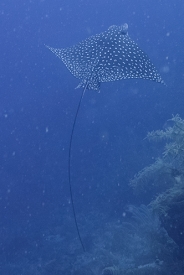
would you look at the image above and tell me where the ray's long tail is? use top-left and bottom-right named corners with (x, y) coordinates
top-left (68, 83), bottom-right (88, 252)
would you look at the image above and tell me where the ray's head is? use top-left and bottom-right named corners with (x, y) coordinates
top-left (121, 23), bottom-right (128, 34)
top-left (107, 23), bottom-right (128, 35)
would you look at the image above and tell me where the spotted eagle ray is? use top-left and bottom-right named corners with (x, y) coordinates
top-left (46, 23), bottom-right (164, 251)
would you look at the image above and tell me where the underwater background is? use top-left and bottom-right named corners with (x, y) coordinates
top-left (1, 0), bottom-right (184, 274)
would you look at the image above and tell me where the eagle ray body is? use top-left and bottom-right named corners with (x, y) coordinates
top-left (46, 23), bottom-right (164, 251)
top-left (47, 24), bottom-right (164, 90)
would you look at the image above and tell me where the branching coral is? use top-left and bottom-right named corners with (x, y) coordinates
top-left (130, 115), bottom-right (184, 192)
top-left (129, 158), bottom-right (168, 190)
top-left (130, 114), bottom-right (184, 223)
top-left (150, 179), bottom-right (184, 217)
top-left (147, 114), bottom-right (184, 161)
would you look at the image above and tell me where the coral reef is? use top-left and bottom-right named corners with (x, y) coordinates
top-left (2, 116), bottom-right (184, 274)
top-left (129, 115), bottom-right (184, 261)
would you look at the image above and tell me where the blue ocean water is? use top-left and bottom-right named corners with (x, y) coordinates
top-left (1, 0), bottom-right (184, 274)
